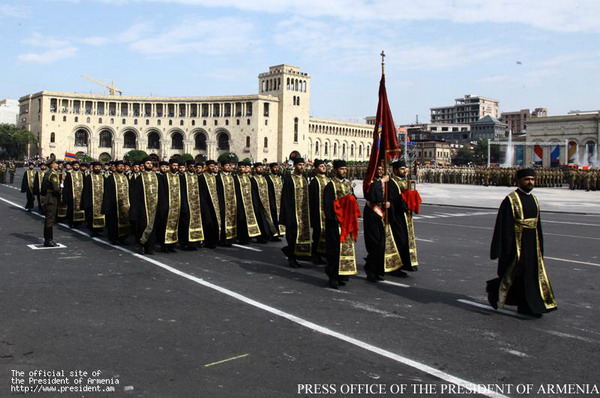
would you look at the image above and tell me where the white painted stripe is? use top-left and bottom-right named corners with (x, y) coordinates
top-left (416, 238), bottom-right (435, 243)
top-left (418, 215), bottom-right (436, 219)
top-left (457, 299), bottom-right (531, 319)
top-left (545, 256), bottom-right (600, 268)
top-left (543, 220), bottom-right (600, 227)
top-left (355, 274), bottom-right (410, 288)
top-left (432, 213), bottom-right (451, 218)
top-left (27, 243), bottom-right (67, 250)
top-left (0, 194), bottom-right (507, 398)
top-left (232, 244), bottom-right (263, 252)
top-left (544, 232), bottom-right (600, 241)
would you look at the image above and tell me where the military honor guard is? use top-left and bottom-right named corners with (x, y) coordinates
top-left (279, 157), bottom-right (312, 267)
top-left (41, 159), bottom-right (61, 247)
top-left (308, 159), bottom-right (330, 264)
top-left (487, 168), bottom-right (558, 317)
top-left (323, 160), bottom-right (360, 289)
top-left (21, 162), bottom-right (37, 212)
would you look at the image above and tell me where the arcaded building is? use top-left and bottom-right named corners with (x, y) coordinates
top-left (17, 65), bottom-right (373, 163)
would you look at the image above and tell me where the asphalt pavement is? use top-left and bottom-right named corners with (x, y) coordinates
top-left (1, 169), bottom-right (599, 397)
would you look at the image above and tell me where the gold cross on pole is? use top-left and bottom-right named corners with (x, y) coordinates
top-left (381, 50), bottom-right (385, 74)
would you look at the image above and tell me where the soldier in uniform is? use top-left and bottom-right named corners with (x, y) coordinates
top-left (8, 161), bottom-right (16, 184)
top-left (21, 162), bottom-right (37, 212)
top-left (41, 159), bottom-right (61, 247)
top-left (0, 161), bottom-right (6, 184)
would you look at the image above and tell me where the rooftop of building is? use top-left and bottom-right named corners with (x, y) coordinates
top-left (19, 91), bottom-right (280, 103)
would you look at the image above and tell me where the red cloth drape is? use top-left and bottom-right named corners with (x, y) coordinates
top-left (334, 194), bottom-right (361, 242)
top-left (402, 190), bottom-right (422, 214)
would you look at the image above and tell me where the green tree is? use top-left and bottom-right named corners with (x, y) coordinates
top-left (452, 146), bottom-right (473, 165)
top-left (217, 152), bottom-right (238, 163)
top-left (124, 150), bottom-right (149, 162)
top-left (179, 153), bottom-right (194, 162)
top-left (0, 124), bottom-right (36, 159)
top-left (472, 139), bottom-right (500, 165)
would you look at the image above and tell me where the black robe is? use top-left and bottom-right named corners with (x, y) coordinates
top-left (178, 173), bottom-right (204, 248)
top-left (63, 170), bottom-right (85, 225)
top-left (363, 180), bottom-right (387, 277)
top-left (155, 172), bottom-right (181, 245)
top-left (101, 172), bottom-right (130, 242)
top-left (82, 172), bottom-right (105, 232)
top-left (250, 176), bottom-right (277, 241)
top-left (488, 189), bottom-right (557, 315)
top-left (32, 171), bottom-right (45, 212)
top-left (309, 175), bottom-right (329, 256)
top-left (266, 174), bottom-right (284, 235)
top-left (216, 172), bottom-right (237, 244)
top-left (199, 173), bottom-right (221, 248)
top-left (280, 174), bottom-right (311, 259)
top-left (388, 177), bottom-right (418, 271)
top-left (21, 169), bottom-right (36, 210)
top-left (129, 171), bottom-right (159, 250)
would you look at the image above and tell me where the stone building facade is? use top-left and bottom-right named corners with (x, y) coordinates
top-left (18, 64), bottom-right (373, 162)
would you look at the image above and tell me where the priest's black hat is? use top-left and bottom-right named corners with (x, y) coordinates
top-left (392, 160), bottom-right (407, 168)
top-left (292, 157), bottom-right (305, 165)
top-left (332, 159), bottom-right (347, 168)
top-left (516, 168), bottom-right (536, 179)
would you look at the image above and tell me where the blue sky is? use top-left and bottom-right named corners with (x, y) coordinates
top-left (1, 0), bottom-right (599, 124)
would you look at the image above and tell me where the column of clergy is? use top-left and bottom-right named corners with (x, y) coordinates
top-left (22, 157), bottom-right (420, 289)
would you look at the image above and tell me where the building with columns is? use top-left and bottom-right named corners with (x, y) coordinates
top-left (525, 112), bottom-right (599, 167)
top-left (17, 64), bottom-right (374, 163)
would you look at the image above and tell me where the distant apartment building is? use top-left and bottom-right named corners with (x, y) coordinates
top-left (470, 115), bottom-right (507, 141)
top-left (0, 99), bottom-right (19, 125)
top-left (430, 95), bottom-right (499, 124)
top-left (413, 140), bottom-right (452, 165)
top-left (500, 108), bottom-right (547, 133)
top-left (400, 123), bottom-right (471, 143)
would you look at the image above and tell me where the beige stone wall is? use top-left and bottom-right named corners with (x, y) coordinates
top-left (308, 118), bottom-right (373, 161)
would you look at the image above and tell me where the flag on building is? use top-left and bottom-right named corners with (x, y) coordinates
top-left (65, 152), bottom-right (77, 160)
top-left (533, 145), bottom-right (543, 163)
top-left (550, 145), bottom-right (560, 165)
top-left (363, 73), bottom-right (401, 196)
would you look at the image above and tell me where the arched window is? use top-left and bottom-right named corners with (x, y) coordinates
top-left (122, 118), bottom-right (126, 124)
top-left (264, 137), bottom-right (268, 148)
top-left (294, 117), bottom-right (299, 143)
top-left (586, 140), bottom-right (597, 164)
top-left (50, 132), bottom-right (55, 143)
top-left (342, 143), bottom-right (346, 156)
top-left (334, 143), bottom-right (338, 156)
top-left (218, 132), bottom-right (229, 151)
top-left (180, 120), bottom-right (184, 126)
top-left (350, 144), bottom-right (355, 157)
top-left (171, 132), bottom-right (184, 149)
top-left (99, 130), bottom-right (112, 148)
top-left (195, 132), bottom-right (206, 150)
top-left (315, 141), bottom-right (320, 153)
top-left (63, 116), bottom-right (67, 122)
top-left (74, 129), bottom-right (88, 146)
top-left (246, 136), bottom-right (251, 148)
top-left (86, 117), bottom-right (90, 123)
top-left (148, 132), bottom-right (160, 149)
top-left (123, 131), bottom-right (136, 148)
top-left (98, 118), bottom-right (102, 123)
top-left (74, 117), bottom-right (78, 123)
top-left (325, 142), bottom-right (329, 155)
top-left (297, 96), bottom-right (300, 106)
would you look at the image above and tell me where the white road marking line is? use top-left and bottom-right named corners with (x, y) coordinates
top-left (355, 274), bottom-right (410, 288)
top-left (0, 195), bottom-right (507, 398)
top-left (541, 330), bottom-right (598, 344)
top-left (543, 220), bottom-right (600, 227)
top-left (457, 299), bottom-right (531, 319)
top-left (432, 214), bottom-right (451, 218)
top-left (500, 348), bottom-right (530, 358)
top-left (232, 244), bottom-right (263, 252)
top-left (545, 256), bottom-right (600, 268)
top-left (416, 238), bottom-right (434, 243)
top-left (544, 232), bottom-right (600, 241)
top-left (418, 215), bottom-right (436, 219)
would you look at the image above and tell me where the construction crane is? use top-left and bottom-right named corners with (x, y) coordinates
top-left (81, 75), bottom-right (122, 96)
